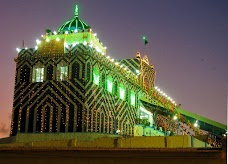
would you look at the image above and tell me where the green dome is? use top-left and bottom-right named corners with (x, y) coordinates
top-left (58, 5), bottom-right (91, 33)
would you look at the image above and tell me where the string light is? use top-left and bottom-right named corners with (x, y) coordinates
top-left (194, 120), bottom-right (198, 127)
top-left (64, 42), bottom-right (68, 48)
top-left (36, 39), bottom-right (41, 45)
top-left (12, 11), bottom-right (170, 135)
top-left (10, 6), bottom-right (202, 139)
top-left (16, 48), bottom-right (21, 52)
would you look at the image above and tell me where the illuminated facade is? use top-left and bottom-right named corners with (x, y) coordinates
top-left (11, 5), bottom-right (226, 142)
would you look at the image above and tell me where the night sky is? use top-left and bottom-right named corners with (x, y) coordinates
top-left (0, 0), bottom-right (227, 138)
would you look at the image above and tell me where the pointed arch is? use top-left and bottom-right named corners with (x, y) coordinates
top-left (57, 60), bottom-right (68, 81)
top-left (93, 64), bottom-right (100, 85)
top-left (32, 62), bottom-right (44, 82)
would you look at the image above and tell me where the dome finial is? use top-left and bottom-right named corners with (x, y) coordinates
top-left (74, 5), bottom-right (79, 17)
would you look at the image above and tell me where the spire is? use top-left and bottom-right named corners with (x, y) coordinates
top-left (22, 40), bottom-right (25, 48)
top-left (74, 5), bottom-right (79, 17)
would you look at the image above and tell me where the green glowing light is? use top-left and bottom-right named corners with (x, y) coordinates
top-left (74, 5), bottom-right (79, 17)
top-left (107, 76), bottom-right (113, 93)
top-left (130, 91), bottom-right (135, 106)
top-left (142, 36), bottom-right (148, 45)
top-left (57, 65), bottom-right (68, 81)
top-left (119, 84), bottom-right (125, 100)
top-left (32, 67), bottom-right (44, 82)
top-left (93, 67), bottom-right (100, 85)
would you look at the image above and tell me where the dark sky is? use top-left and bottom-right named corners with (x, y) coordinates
top-left (0, 0), bottom-right (227, 138)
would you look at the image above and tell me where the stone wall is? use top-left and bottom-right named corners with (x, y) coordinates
top-left (15, 133), bottom-right (118, 142)
top-left (134, 125), bottom-right (164, 136)
top-left (0, 133), bottom-right (210, 149)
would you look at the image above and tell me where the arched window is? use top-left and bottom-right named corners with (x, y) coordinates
top-left (106, 75), bottom-right (113, 93)
top-left (57, 61), bottom-right (68, 81)
top-left (32, 64), bottom-right (44, 82)
top-left (130, 91), bottom-right (136, 106)
top-left (119, 83), bottom-right (125, 100)
top-left (93, 66), bottom-right (100, 85)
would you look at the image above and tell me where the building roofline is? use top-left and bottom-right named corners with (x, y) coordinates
top-left (176, 107), bottom-right (227, 130)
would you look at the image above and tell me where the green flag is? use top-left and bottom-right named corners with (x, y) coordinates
top-left (143, 36), bottom-right (148, 45)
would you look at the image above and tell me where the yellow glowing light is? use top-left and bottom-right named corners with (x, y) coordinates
top-left (194, 122), bottom-right (198, 127)
top-left (36, 39), bottom-right (41, 44)
top-left (64, 42), bottom-right (68, 48)
top-left (16, 48), bottom-right (20, 52)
